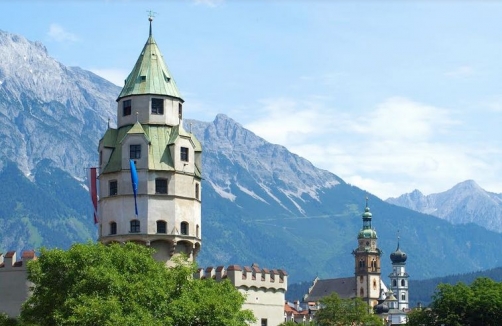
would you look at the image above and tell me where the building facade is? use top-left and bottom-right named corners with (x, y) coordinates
top-left (0, 251), bottom-right (36, 317)
top-left (195, 264), bottom-right (287, 326)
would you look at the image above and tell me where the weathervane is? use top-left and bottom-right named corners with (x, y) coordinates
top-left (147, 10), bottom-right (158, 36)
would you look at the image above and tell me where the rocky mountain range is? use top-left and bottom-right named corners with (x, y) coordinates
top-left (2, 30), bottom-right (502, 283)
top-left (386, 180), bottom-right (502, 233)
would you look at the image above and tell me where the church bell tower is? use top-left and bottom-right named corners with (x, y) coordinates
top-left (352, 199), bottom-right (382, 308)
top-left (97, 17), bottom-right (202, 266)
top-left (389, 237), bottom-right (409, 310)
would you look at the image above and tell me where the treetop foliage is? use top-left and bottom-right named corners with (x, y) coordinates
top-left (408, 277), bottom-right (502, 326)
top-left (18, 242), bottom-right (254, 326)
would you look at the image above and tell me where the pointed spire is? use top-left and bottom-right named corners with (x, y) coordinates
top-left (118, 14), bottom-right (182, 101)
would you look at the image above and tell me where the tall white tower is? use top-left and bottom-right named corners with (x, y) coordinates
top-left (97, 17), bottom-right (202, 265)
top-left (389, 238), bottom-right (409, 310)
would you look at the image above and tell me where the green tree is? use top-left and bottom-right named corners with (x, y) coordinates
top-left (408, 277), bottom-right (502, 326)
top-left (315, 293), bottom-right (383, 326)
top-left (20, 242), bottom-right (254, 326)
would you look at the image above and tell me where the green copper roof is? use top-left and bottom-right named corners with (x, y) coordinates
top-left (118, 21), bottom-right (182, 100)
top-left (101, 124), bottom-right (201, 178)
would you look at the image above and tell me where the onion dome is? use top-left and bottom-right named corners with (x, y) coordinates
top-left (374, 302), bottom-right (389, 314)
top-left (362, 206), bottom-right (372, 219)
top-left (390, 239), bottom-right (407, 264)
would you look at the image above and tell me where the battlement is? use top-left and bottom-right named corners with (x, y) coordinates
top-left (195, 263), bottom-right (287, 291)
top-left (0, 250), bottom-right (36, 269)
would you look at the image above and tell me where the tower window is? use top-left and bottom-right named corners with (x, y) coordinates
top-left (151, 98), bottom-right (164, 114)
top-left (157, 220), bottom-right (167, 234)
top-left (99, 150), bottom-right (103, 166)
top-left (178, 103), bottom-right (183, 119)
top-left (110, 222), bottom-right (117, 235)
top-left (393, 279), bottom-right (397, 287)
top-left (360, 288), bottom-right (364, 296)
top-left (401, 279), bottom-right (406, 287)
top-left (180, 147), bottom-right (189, 162)
top-left (196, 224), bottom-right (200, 238)
top-left (180, 222), bottom-right (189, 235)
top-left (109, 180), bottom-right (118, 196)
top-left (123, 99), bottom-right (132, 116)
top-left (155, 178), bottom-right (168, 194)
top-left (401, 293), bottom-right (406, 301)
top-left (130, 220), bottom-right (140, 233)
top-left (195, 183), bottom-right (200, 200)
top-left (130, 145), bottom-right (141, 159)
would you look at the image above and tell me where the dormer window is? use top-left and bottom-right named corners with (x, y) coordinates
top-left (123, 99), bottom-right (132, 116)
top-left (130, 145), bottom-right (141, 159)
top-left (151, 98), bottom-right (164, 115)
top-left (180, 147), bottom-right (189, 162)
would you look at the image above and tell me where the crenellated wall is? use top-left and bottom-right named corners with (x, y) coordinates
top-left (195, 263), bottom-right (287, 326)
top-left (0, 250), bottom-right (37, 317)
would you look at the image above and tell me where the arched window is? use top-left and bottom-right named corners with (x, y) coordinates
top-left (393, 279), bottom-right (397, 287)
top-left (157, 220), bottom-right (167, 234)
top-left (110, 222), bottom-right (117, 235)
top-left (196, 224), bottom-right (200, 238)
top-left (401, 293), bottom-right (406, 301)
top-left (360, 288), bottom-right (364, 296)
top-left (181, 222), bottom-right (188, 235)
top-left (401, 279), bottom-right (406, 287)
top-left (130, 220), bottom-right (140, 233)
top-left (359, 259), bottom-right (365, 269)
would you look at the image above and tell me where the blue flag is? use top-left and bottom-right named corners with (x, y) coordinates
top-left (130, 160), bottom-right (139, 216)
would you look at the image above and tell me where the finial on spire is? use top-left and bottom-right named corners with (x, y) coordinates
top-left (136, 111), bottom-right (139, 123)
top-left (365, 196), bottom-right (369, 208)
top-left (147, 10), bottom-right (157, 36)
top-left (397, 230), bottom-right (400, 250)
top-left (107, 118), bottom-right (110, 129)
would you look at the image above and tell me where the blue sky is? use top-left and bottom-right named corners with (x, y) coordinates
top-left (2, 1), bottom-right (502, 199)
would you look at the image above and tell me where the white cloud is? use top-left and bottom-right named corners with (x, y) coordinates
top-left (244, 96), bottom-right (500, 199)
top-left (47, 24), bottom-right (78, 43)
top-left (89, 68), bottom-right (128, 86)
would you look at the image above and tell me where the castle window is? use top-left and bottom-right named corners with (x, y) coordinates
top-left (401, 279), bottom-right (406, 287)
top-left (130, 220), bottom-right (140, 233)
top-left (180, 222), bottom-right (188, 235)
top-left (130, 145), bottom-right (141, 159)
top-left (157, 220), bottom-right (167, 234)
top-left (123, 99), bottom-right (132, 116)
top-left (195, 183), bottom-right (200, 200)
top-left (180, 147), bottom-right (189, 162)
top-left (109, 180), bottom-right (118, 196)
top-left (151, 98), bottom-right (164, 115)
top-left (155, 178), bottom-right (168, 194)
top-left (178, 103), bottom-right (183, 119)
top-left (110, 222), bottom-right (117, 235)
top-left (261, 319), bottom-right (267, 326)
